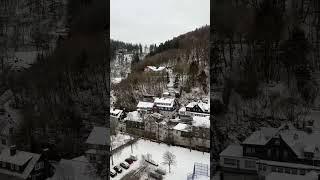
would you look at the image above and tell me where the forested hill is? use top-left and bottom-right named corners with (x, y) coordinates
top-left (113, 26), bottom-right (210, 111)
top-left (9, 0), bottom-right (107, 158)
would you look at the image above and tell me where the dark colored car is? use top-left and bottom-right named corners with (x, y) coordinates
top-left (113, 165), bottom-right (122, 173)
top-left (110, 169), bottom-right (117, 178)
top-left (120, 162), bottom-right (130, 169)
top-left (125, 158), bottom-right (134, 164)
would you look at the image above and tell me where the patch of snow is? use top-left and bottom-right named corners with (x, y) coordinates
top-left (110, 139), bottom-right (210, 180)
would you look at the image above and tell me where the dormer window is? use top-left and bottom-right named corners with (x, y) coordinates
top-left (304, 152), bottom-right (314, 159)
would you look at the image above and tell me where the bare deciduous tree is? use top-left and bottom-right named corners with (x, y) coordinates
top-left (162, 151), bottom-right (176, 173)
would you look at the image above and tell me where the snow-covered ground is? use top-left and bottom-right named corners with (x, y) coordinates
top-left (110, 139), bottom-right (210, 180)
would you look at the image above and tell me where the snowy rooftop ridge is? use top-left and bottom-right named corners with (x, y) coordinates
top-left (137, 101), bottom-right (154, 109)
top-left (154, 97), bottom-right (175, 107)
top-left (145, 66), bottom-right (166, 72)
top-left (173, 123), bottom-right (191, 132)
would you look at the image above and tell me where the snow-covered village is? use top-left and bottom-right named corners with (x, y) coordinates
top-left (109, 0), bottom-right (210, 179)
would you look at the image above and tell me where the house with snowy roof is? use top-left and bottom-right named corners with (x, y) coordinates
top-left (154, 97), bottom-right (177, 111)
top-left (124, 111), bottom-right (145, 136)
top-left (0, 145), bottom-right (52, 180)
top-left (179, 101), bottom-right (210, 120)
top-left (136, 101), bottom-right (154, 114)
top-left (110, 108), bottom-right (124, 122)
top-left (220, 123), bottom-right (320, 179)
top-left (85, 127), bottom-right (110, 164)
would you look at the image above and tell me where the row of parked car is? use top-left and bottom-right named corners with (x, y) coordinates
top-left (110, 155), bottom-right (137, 178)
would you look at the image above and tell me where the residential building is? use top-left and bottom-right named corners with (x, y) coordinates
top-left (0, 146), bottom-right (52, 180)
top-left (85, 126), bottom-right (110, 164)
top-left (124, 111), bottom-right (145, 136)
top-left (179, 101), bottom-right (210, 120)
top-left (219, 123), bottom-right (320, 179)
top-left (136, 101), bottom-right (154, 114)
top-left (110, 108), bottom-right (124, 121)
top-left (154, 97), bottom-right (176, 111)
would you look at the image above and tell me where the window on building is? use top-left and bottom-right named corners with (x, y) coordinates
top-left (10, 163), bottom-right (14, 170)
top-left (277, 167), bottom-right (283, 173)
top-left (1, 161), bottom-right (5, 168)
top-left (1, 139), bottom-right (6, 145)
top-left (224, 158), bottom-right (237, 166)
top-left (283, 150), bottom-right (288, 159)
top-left (300, 169), bottom-right (306, 175)
top-left (292, 168), bottom-right (298, 174)
top-left (263, 165), bottom-right (267, 171)
top-left (268, 149), bottom-right (272, 157)
top-left (285, 168), bottom-right (290, 174)
top-left (245, 160), bottom-right (256, 169)
top-left (35, 162), bottom-right (43, 170)
top-left (271, 166), bottom-right (277, 172)
top-left (15, 165), bottom-right (19, 171)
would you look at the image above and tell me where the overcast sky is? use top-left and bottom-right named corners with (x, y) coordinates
top-left (111, 0), bottom-right (210, 45)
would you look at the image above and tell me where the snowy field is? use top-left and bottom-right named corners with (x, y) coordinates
top-left (110, 139), bottom-right (210, 180)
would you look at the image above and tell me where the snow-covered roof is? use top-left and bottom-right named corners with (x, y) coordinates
top-left (86, 126), bottom-right (110, 146)
top-left (242, 124), bottom-right (320, 160)
top-left (137, 101), bottom-right (154, 109)
top-left (220, 144), bottom-right (243, 158)
top-left (192, 116), bottom-right (210, 128)
top-left (242, 127), bottom-right (279, 145)
top-left (154, 98), bottom-right (175, 107)
top-left (146, 66), bottom-right (166, 72)
top-left (173, 123), bottom-right (191, 132)
top-left (0, 148), bottom-right (41, 179)
top-left (124, 111), bottom-right (142, 122)
top-left (110, 109), bottom-right (123, 118)
top-left (186, 101), bottom-right (210, 113)
top-left (50, 156), bottom-right (101, 180)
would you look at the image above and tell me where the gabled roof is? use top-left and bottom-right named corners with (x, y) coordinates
top-left (242, 127), bottom-right (279, 145)
top-left (51, 156), bottom-right (101, 180)
top-left (86, 127), bottom-right (110, 146)
top-left (186, 101), bottom-right (210, 113)
top-left (137, 101), bottom-right (154, 109)
top-left (0, 148), bottom-right (41, 179)
top-left (173, 123), bottom-right (191, 132)
top-left (146, 66), bottom-right (166, 72)
top-left (154, 98), bottom-right (175, 107)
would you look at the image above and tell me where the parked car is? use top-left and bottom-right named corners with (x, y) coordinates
top-left (110, 169), bottom-right (117, 178)
top-left (125, 158), bottom-right (134, 164)
top-left (120, 162), bottom-right (130, 169)
top-left (149, 171), bottom-right (163, 180)
top-left (155, 168), bottom-right (166, 175)
top-left (113, 165), bottom-right (122, 173)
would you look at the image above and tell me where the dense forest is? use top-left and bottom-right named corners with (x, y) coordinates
top-left (211, 0), bottom-right (320, 158)
top-left (4, 0), bottom-right (107, 160)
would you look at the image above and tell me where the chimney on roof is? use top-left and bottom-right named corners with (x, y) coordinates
top-left (10, 145), bottom-right (16, 156)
